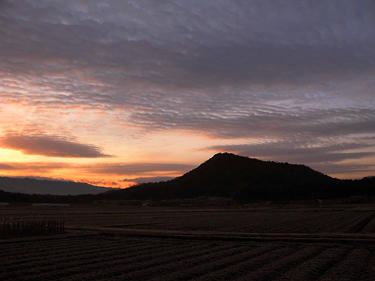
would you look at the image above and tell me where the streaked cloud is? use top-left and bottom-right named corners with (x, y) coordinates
top-left (0, 134), bottom-right (109, 158)
top-left (86, 163), bottom-right (194, 176)
top-left (0, 162), bottom-right (70, 172)
top-left (0, 161), bottom-right (192, 187)
top-left (207, 140), bottom-right (375, 177)
top-left (0, 160), bottom-right (193, 176)
top-left (207, 141), bottom-right (375, 164)
top-left (122, 176), bottom-right (175, 184)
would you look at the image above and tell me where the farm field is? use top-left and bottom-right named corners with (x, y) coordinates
top-left (2, 204), bottom-right (375, 233)
top-left (1, 232), bottom-right (375, 281)
top-left (1, 204), bottom-right (375, 280)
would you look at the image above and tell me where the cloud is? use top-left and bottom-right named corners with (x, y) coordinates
top-left (207, 141), bottom-right (375, 164)
top-left (0, 162), bottom-right (70, 172)
top-left (310, 163), bottom-right (375, 176)
top-left (85, 163), bottom-right (194, 175)
top-left (1, 1), bottom-right (375, 101)
top-left (206, 140), bottom-right (375, 177)
top-left (0, 161), bottom-right (192, 175)
top-left (1, 1), bottom-right (374, 122)
top-left (130, 106), bottom-right (375, 139)
top-left (0, 134), bottom-right (110, 158)
top-left (87, 163), bottom-right (193, 175)
top-left (0, 163), bottom-right (15, 170)
top-left (0, 1), bottom-right (375, 177)
top-left (122, 176), bottom-right (175, 184)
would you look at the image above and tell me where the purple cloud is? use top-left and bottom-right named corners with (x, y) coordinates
top-left (0, 134), bottom-right (110, 158)
top-left (122, 176), bottom-right (175, 184)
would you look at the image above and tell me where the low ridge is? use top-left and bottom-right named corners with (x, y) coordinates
top-left (0, 177), bottom-right (108, 195)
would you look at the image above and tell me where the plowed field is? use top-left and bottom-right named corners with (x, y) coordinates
top-left (1, 205), bottom-right (375, 280)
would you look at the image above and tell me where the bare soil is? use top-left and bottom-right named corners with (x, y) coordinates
top-left (1, 204), bottom-right (375, 280)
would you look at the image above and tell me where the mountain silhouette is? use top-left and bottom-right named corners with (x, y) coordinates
top-left (1, 153), bottom-right (373, 203)
top-left (102, 153), bottom-right (343, 202)
top-left (0, 177), bottom-right (108, 196)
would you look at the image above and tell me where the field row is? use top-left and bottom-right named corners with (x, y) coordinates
top-left (3, 207), bottom-right (375, 234)
top-left (1, 234), bottom-right (375, 281)
top-left (106, 211), bottom-right (375, 234)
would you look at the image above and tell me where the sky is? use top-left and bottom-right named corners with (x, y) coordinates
top-left (0, 0), bottom-right (374, 187)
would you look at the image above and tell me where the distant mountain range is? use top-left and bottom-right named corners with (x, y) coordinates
top-left (0, 177), bottom-right (109, 195)
top-left (1, 153), bottom-right (374, 203)
top-left (101, 153), bottom-right (374, 202)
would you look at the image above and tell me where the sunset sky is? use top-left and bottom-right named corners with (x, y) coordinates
top-left (0, 1), bottom-right (375, 188)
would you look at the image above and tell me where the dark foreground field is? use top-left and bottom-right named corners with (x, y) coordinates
top-left (1, 204), bottom-right (375, 280)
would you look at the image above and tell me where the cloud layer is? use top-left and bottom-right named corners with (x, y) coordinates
top-left (0, 161), bottom-right (191, 173)
top-left (0, 0), bottom-right (374, 178)
top-left (208, 142), bottom-right (375, 164)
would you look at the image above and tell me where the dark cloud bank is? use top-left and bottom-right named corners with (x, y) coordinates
top-left (0, 134), bottom-right (109, 158)
top-left (1, 0), bottom-right (375, 176)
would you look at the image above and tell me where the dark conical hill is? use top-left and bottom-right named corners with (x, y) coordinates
top-left (103, 153), bottom-right (337, 202)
